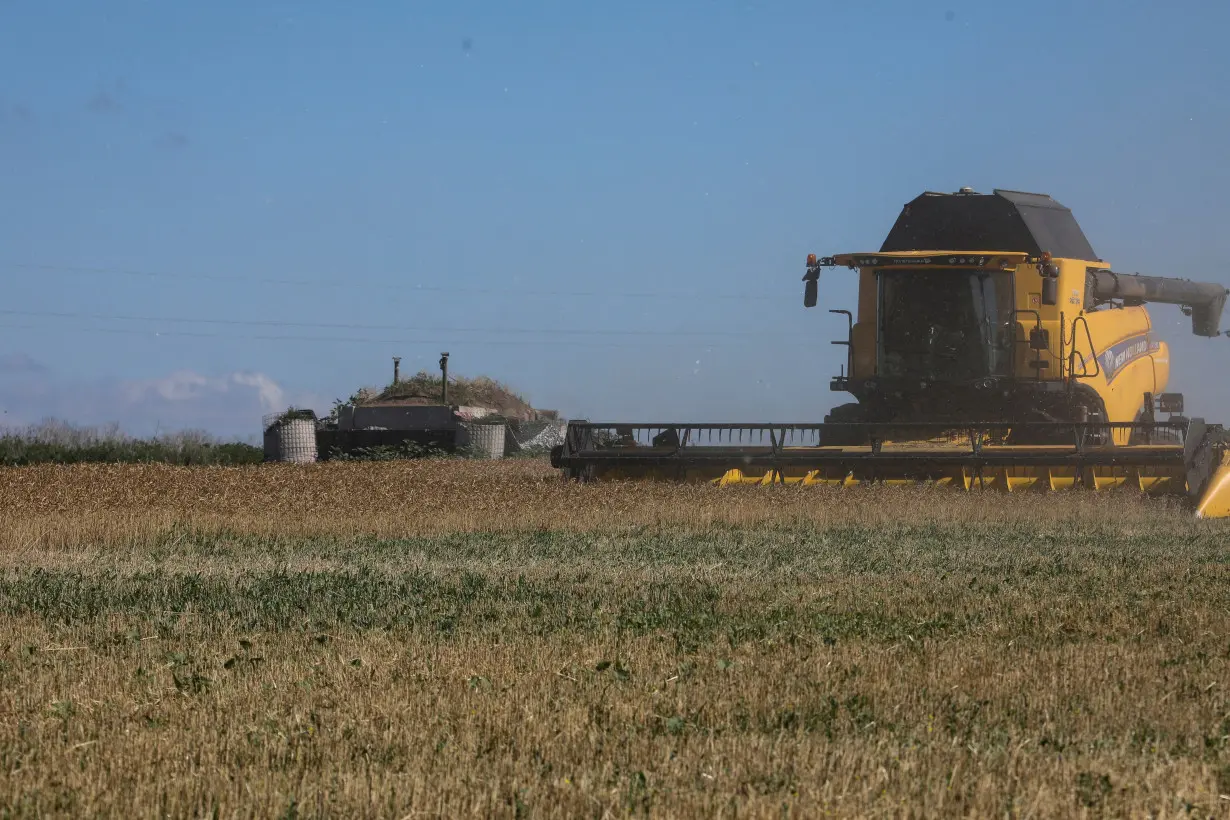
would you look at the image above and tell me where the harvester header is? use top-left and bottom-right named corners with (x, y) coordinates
top-left (553, 187), bottom-right (1230, 518)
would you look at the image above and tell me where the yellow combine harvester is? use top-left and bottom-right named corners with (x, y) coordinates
top-left (551, 188), bottom-right (1230, 518)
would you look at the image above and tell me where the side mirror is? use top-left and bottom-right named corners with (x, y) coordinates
top-left (1041, 278), bottom-right (1059, 306)
top-left (804, 278), bottom-right (818, 308)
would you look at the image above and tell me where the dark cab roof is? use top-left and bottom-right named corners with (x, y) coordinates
top-left (879, 188), bottom-right (1099, 261)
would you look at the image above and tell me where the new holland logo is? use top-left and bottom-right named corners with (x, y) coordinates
top-left (1098, 335), bottom-right (1152, 382)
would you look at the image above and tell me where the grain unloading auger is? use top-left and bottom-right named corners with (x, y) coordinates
top-left (551, 188), bottom-right (1230, 518)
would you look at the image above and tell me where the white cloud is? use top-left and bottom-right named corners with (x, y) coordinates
top-left (120, 370), bottom-right (290, 413)
top-left (121, 370), bottom-right (209, 403)
top-left (230, 371), bottom-right (286, 411)
top-left (0, 357), bottom-right (321, 438)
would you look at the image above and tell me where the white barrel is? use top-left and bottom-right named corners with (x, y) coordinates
top-left (269, 418), bottom-right (318, 463)
top-left (460, 421), bottom-right (506, 459)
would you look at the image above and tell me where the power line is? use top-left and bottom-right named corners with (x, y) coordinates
top-left (0, 320), bottom-right (753, 351)
top-left (1, 261), bottom-right (785, 302)
top-left (0, 307), bottom-right (814, 339)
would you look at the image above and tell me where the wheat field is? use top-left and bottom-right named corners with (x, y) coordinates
top-left (1, 461), bottom-right (1228, 817)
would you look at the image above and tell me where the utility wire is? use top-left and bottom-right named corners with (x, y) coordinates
top-left (1, 261), bottom-right (784, 302)
top-left (0, 320), bottom-right (747, 351)
top-left (0, 307), bottom-right (812, 339)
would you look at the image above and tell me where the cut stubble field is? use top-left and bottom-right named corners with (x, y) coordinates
top-left (0, 460), bottom-right (1228, 818)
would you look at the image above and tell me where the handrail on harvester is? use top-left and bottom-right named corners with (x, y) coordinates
top-left (558, 420), bottom-right (1188, 449)
top-left (554, 421), bottom-right (1191, 467)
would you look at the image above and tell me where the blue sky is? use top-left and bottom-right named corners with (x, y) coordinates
top-left (2, 0), bottom-right (1228, 438)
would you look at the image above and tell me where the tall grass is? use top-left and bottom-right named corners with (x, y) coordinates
top-left (0, 419), bottom-right (262, 466)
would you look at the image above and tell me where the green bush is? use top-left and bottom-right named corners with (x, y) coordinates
top-left (0, 420), bottom-right (262, 466)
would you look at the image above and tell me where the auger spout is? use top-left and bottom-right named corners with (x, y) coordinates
top-left (1087, 270), bottom-right (1228, 337)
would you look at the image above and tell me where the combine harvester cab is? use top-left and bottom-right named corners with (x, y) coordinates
top-left (551, 188), bottom-right (1230, 518)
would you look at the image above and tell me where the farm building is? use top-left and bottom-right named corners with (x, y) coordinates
top-left (263, 367), bottom-right (565, 462)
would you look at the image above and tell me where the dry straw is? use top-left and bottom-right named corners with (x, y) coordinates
top-left (0, 461), bottom-right (1226, 816)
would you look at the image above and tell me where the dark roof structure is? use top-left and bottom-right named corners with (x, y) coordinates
top-left (879, 188), bottom-right (1099, 261)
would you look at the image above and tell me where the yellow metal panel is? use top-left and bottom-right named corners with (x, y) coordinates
top-left (699, 462), bottom-right (1202, 510)
top-left (851, 321), bottom-right (876, 378)
top-left (1138, 475), bottom-right (1176, 494)
top-left (1093, 473), bottom-right (1128, 491)
top-left (800, 471), bottom-right (857, 487)
top-left (1077, 305), bottom-right (1160, 424)
top-left (1006, 473), bottom-right (1043, 492)
top-left (1049, 469), bottom-right (1078, 491)
top-left (1012, 257), bottom-right (1086, 384)
top-left (856, 268), bottom-right (878, 326)
top-left (1195, 457), bottom-right (1230, 519)
top-left (1150, 343), bottom-right (1170, 394)
top-left (972, 470), bottom-right (1005, 491)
